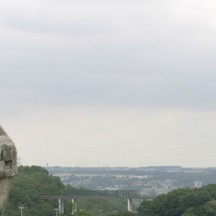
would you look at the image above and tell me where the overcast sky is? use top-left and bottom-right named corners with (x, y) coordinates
top-left (1, 0), bottom-right (216, 167)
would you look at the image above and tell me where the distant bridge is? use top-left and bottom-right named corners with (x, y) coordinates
top-left (41, 190), bottom-right (149, 215)
top-left (42, 189), bottom-right (144, 199)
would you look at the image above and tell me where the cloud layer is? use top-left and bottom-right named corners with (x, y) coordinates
top-left (1, 0), bottom-right (216, 109)
top-left (1, 0), bottom-right (216, 166)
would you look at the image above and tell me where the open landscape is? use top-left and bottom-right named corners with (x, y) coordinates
top-left (48, 166), bottom-right (216, 196)
top-left (5, 166), bottom-right (216, 216)
top-left (1, 0), bottom-right (216, 215)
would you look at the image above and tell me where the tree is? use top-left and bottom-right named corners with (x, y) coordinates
top-left (138, 185), bottom-right (216, 216)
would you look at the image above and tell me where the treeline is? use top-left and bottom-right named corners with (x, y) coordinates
top-left (138, 184), bottom-right (216, 216)
top-left (4, 166), bottom-right (126, 216)
top-left (5, 166), bottom-right (66, 216)
top-left (5, 166), bottom-right (216, 216)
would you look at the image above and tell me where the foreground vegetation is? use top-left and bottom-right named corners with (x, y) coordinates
top-left (5, 166), bottom-right (216, 216)
top-left (5, 166), bottom-right (127, 216)
top-left (5, 166), bottom-right (65, 216)
top-left (138, 184), bottom-right (216, 216)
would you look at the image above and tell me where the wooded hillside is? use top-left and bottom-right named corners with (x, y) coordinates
top-left (5, 166), bottom-right (216, 216)
top-left (138, 184), bottom-right (216, 216)
top-left (4, 166), bottom-right (127, 216)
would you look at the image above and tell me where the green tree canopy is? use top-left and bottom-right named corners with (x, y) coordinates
top-left (138, 184), bottom-right (216, 216)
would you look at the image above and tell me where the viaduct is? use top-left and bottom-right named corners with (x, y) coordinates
top-left (41, 190), bottom-right (149, 215)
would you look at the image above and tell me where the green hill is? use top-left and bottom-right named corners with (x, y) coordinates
top-left (5, 166), bottom-right (65, 216)
top-left (9, 166), bottom-right (216, 216)
top-left (138, 184), bottom-right (216, 216)
top-left (4, 166), bottom-right (127, 216)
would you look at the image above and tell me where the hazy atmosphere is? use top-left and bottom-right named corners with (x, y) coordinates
top-left (1, 0), bottom-right (216, 167)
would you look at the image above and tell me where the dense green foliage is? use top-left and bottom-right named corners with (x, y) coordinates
top-left (138, 184), bottom-right (216, 216)
top-left (5, 166), bottom-right (66, 216)
top-left (8, 166), bottom-right (216, 216)
top-left (108, 211), bottom-right (135, 216)
top-left (4, 166), bottom-right (127, 216)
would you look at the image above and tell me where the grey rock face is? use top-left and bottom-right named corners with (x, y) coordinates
top-left (0, 127), bottom-right (17, 216)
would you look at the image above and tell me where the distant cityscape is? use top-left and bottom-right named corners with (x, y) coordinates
top-left (46, 166), bottom-right (216, 196)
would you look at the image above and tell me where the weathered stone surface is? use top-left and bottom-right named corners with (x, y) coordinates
top-left (0, 127), bottom-right (17, 216)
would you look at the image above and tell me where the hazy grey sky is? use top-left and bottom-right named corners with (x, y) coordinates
top-left (1, 0), bottom-right (216, 167)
